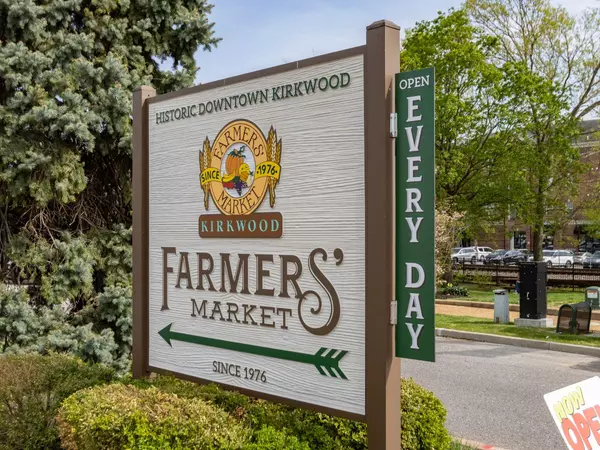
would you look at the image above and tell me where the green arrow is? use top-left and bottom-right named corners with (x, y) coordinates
top-left (158, 323), bottom-right (348, 379)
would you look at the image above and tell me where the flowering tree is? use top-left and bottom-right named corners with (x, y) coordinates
top-left (435, 208), bottom-right (465, 284)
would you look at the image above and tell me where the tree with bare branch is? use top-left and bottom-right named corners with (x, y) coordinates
top-left (467, 0), bottom-right (600, 259)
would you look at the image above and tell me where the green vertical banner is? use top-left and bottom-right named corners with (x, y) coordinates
top-left (395, 68), bottom-right (435, 361)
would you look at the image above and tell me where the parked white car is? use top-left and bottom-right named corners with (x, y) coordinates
top-left (475, 247), bottom-right (494, 260)
top-left (451, 247), bottom-right (479, 264)
top-left (542, 249), bottom-right (574, 268)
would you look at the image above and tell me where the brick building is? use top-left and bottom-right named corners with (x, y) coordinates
top-left (474, 119), bottom-right (600, 251)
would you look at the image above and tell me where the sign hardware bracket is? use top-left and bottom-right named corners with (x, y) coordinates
top-left (390, 300), bottom-right (397, 325)
top-left (389, 113), bottom-right (398, 137)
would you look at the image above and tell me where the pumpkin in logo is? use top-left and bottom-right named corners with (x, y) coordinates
top-left (203, 119), bottom-right (275, 216)
top-left (225, 146), bottom-right (246, 177)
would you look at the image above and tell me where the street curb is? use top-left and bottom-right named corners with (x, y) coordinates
top-left (436, 328), bottom-right (600, 357)
top-left (436, 299), bottom-right (600, 320)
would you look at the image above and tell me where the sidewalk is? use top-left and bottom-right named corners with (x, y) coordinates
top-left (437, 303), bottom-right (600, 332)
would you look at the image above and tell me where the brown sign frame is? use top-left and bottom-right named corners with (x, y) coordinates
top-left (133, 20), bottom-right (401, 449)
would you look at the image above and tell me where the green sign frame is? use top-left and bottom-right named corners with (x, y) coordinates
top-left (395, 67), bottom-right (435, 361)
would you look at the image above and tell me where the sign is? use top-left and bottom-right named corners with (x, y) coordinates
top-left (144, 51), bottom-right (366, 416)
top-left (544, 377), bottom-right (600, 449)
top-left (133, 20), bottom-right (403, 447)
top-left (395, 67), bottom-right (436, 361)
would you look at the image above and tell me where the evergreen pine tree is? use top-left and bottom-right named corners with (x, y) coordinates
top-left (0, 0), bottom-right (220, 371)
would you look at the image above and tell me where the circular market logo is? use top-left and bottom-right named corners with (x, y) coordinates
top-left (200, 119), bottom-right (282, 216)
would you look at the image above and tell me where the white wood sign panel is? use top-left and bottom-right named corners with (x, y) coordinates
top-left (147, 55), bottom-right (365, 415)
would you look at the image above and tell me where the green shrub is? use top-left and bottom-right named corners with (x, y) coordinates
top-left (129, 375), bottom-right (365, 449)
top-left (57, 383), bottom-right (250, 450)
top-left (471, 272), bottom-right (492, 286)
top-left (129, 375), bottom-right (449, 450)
top-left (0, 353), bottom-right (114, 450)
top-left (402, 378), bottom-right (452, 450)
top-left (440, 284), bottom-right (469, 297)
top-left (449, 441), bottom-right (479, 450)
top-left (451, 273), bottom-right (468, 284)
top-left (245, 426), bottom-right (310, 450)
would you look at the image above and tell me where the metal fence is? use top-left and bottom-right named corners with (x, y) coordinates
top-left (453, 263), bottom-right (600, 288)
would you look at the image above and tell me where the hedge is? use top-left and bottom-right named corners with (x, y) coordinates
top-left (57, 384), bottom-right (250, 450)
top-left (52, 366), bottom-right (450, 449)
top-left (245, 426), bottom-right (311, 450)
top-left (0, 353), bottom-right (114, 450)
top-left (401, 377), bottom-right (452, 450)
top-left (128, 375), bottom-right (451, 450)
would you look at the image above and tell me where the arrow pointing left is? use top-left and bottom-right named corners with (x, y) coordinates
top-left (158, 323), bottom-right (349, 379)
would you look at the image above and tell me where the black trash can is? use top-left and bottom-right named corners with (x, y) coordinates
top-left (518, 262), bottom-right (547, 319)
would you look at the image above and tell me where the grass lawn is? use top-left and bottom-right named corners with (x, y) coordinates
top-left (449, 283), bottom-right (585, 308)
top-left (437, 314), bottom-right (600, 348)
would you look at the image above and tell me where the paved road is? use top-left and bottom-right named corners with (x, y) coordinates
top-left (403, 337), bottom-right (600, 450)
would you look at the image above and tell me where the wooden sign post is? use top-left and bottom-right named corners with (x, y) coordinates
top-left (365, 20), bottom-right (402, 449)
top-left (133, 20), bottom-right (401, 449)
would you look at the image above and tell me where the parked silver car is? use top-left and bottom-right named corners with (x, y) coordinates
top-left (451, 247), bottom-right (479, 264)
top-left (574, 251), bottom-right (592, 266)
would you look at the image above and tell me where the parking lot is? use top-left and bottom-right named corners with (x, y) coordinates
top-left (451, 246), bottom-right (600, 269)
top-left (452, 262), bottom-right (600, 287)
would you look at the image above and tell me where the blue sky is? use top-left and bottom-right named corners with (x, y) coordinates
top-left (194, 0), bottom-right (598, 83)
